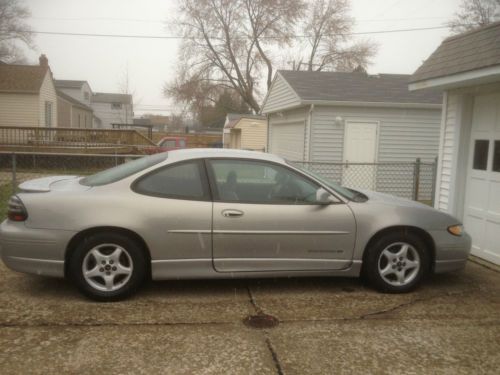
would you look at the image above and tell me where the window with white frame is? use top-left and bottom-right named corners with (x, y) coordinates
top-left (45, 101), bottom-right (52, 127)
top-left (111, 103), bottom-right (122, 110)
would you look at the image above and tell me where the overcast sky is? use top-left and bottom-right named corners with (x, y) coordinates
top-left (23, 0), bottom-right (460, 115)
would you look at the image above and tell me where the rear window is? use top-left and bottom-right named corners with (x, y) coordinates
top-left (80, 153), bottom-right (167, 186)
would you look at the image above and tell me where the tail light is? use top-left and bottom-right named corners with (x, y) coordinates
top-left (7, 195), bottom-right (28, 222)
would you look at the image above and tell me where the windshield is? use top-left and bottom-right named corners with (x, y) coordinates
top-left (80, 153), bottom-right (167, 186)
top-left (289, 162), bottom-right (360, 201)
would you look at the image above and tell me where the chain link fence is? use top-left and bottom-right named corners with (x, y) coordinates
top-left (0, 152), bottom-right (141, 219)
top-left (291, 159), bottom-right (437, 203)
top-left (0, 152), bottom-right (437, 219)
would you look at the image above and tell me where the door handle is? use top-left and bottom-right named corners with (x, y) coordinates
top-left (221, 209), bottom-right (244, 218)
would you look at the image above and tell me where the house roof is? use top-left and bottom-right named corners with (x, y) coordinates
top-left (277, 70), bottom-right (442, 105)
top-left (54, 79), bottom-right (87, 89)
top-left (410, 21), bottom-right (500, 85)
top-left (57, 90), bottom-right (93, 112)
top-left (92, 92), bottom-right (132, 104)
top-left (224, 113), bottom-right (266, 129)
top-left (0, 64), bottom-right (49, 94)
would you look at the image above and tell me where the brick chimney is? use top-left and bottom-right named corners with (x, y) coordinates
top-left (39, 54), bottom-right (48, 67)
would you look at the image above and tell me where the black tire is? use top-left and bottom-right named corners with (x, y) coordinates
top-left (363, 232), bottom-right (430, 293)
top-left (68, 232), bottom-right (147, 301)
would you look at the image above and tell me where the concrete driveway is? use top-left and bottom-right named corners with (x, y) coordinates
top-left (0, 261), bottom-right (499, 374)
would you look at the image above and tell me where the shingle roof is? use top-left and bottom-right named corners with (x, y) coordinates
top-left (57, 90), bottom-right (93, 112)
top-left (225, 113), bottom-right (266, 128)
top-left (410, 21), bottom-right (500, 83)
top-left (54, 79), bottom-right (87, 89)
top-left (0, 64), bottom-right (49, 93)
top-left (278, 70), bottom-right (442, 104)
top-left (92, 92), bottom-right (132, 104)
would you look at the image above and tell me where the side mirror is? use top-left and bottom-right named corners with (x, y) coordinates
top-left (316, 187), bottom-right (337, 205)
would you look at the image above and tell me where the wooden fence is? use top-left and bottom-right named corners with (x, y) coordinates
top-left (0, 126), bottom-right (155, 154)
top-left (149, 132), bottom-right (222, 148)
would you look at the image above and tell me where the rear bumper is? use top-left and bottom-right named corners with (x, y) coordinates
top-left (430, 230), bottom-right (472, 274)
top-left (0, 220), bottom-right (75, 277)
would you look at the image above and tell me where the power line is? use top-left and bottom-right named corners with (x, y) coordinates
top-left (21, 25), bottom-right (452, 40)
top-left (31, 15), bottom-right (450, 23)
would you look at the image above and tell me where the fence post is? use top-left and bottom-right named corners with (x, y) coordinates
top-left (431, 156), bottom-right (438, 207)
top-left (11, 153), bottom-right (17, 192)
top-left (412, 158), bottom-right (421, 201)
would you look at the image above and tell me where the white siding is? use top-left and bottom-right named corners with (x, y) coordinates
top-left (39, 71), bottom-right (58, 127)
top-left (310, 105), bottom-right (441, 163)
top-left (268, 107), bottom-right (308, 160)
top-left (58, 83), bottom-right (92, 107)
top-left (436, 93), bottom-right (458, 211)
top-left (92, 102), bottom-right (133, 128)
top-left (0, 93), bottom-right (39, 127)
top-left (261, 74), bottom-right (301, 114)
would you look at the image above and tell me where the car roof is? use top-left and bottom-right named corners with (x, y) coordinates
top-left (165, 148), bottom-right (286, 163)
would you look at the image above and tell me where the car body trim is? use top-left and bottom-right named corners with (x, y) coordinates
top-left (213, 230), bottom-right (350, 235)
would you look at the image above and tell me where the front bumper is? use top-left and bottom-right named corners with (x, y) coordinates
top-left (429, 229), bottom-right (472, 273)
top-left (0, 220), bottom-right (76, 277)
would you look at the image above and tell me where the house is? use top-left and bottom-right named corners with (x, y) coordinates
top-left (223, 113), bottom-right (267, 151)
top-left (409, 21), bottom-right (500, 266)
top-left (261, 70), bottom-right (442, 192)
top-left (54, 79), bottom-right (93, 107)
top-left (0, 55), bottom-right (57, 128)
top-left (92, 92), bottom-right (133, 129)
top-left (56, 90), bottom-right (93, 128)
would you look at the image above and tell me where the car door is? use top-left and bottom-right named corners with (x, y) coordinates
top-left (206, 158), bottom-right (356, 272)
top-left (132, 159), bottom-right (213, 276)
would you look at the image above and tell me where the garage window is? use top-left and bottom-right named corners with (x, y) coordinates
top-left (493, 141), bottom-right (500, 172)
top-left (473, 140), bottom-right (489, 170)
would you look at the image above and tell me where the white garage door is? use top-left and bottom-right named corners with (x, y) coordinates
top-left (270, 121), bottom-right (305, 161)
top-left (464, 93), bottom-right (500, 265)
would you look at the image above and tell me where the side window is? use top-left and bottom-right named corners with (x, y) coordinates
top-left (160, 140), bottom-right (177, 148)
top-left (473, 140), bottom-right (489, 170)
top-left (208, 159), bottom-right (321, 204)
top-left (493, 140), bottom-right (500, 173)
top-left (134, 161), bottom-right (206, 200)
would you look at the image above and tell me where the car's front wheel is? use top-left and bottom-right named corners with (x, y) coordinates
top-left (364, 232), bottom-right (429, 293)
top-left (68, 233), bottom-right (147, 301)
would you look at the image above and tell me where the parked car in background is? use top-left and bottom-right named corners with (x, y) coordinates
top-left (143, 136), bottom-right (187, 154)
top-left (0, 149), bottom-right (470, 301)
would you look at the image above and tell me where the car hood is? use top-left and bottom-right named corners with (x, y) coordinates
top-left (355, 189), bottom-right (434, 210)
top-left (19, 175), bottom-right (90, 193)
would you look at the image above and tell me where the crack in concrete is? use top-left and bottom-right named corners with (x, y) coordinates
top-left (265, 337), bottom-right (284, 375)
top-left (246, 285), bottom-right (263, 315)
top-left (0, 321), bottom-right (234, 328)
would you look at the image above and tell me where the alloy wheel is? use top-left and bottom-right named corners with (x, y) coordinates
top-left (377, 242), bottom-right (420, 287)
top-left (82, 243), bottom-right (133, 292)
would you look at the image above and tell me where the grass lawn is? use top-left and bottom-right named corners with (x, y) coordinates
top-left (0, 183), bottom-right (13, 220)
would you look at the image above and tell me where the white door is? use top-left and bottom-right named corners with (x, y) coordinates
top-left (342, 122), bottom-right (378, 189)
top-left (463, 93), bottom-right (500, 265)
top-left (270, 121), bottom-right (305, 160)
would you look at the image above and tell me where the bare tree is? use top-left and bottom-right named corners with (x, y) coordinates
top-left (294, 0), bottom-right (376, 72)
top-left (168, 0), bottom-right (304, 113)
top-left (449, 0), bottom-right (500, 34)
top-left (167, 0), bottom-right (375, 113)
top-left (0, 0), bottom-right (34, 63)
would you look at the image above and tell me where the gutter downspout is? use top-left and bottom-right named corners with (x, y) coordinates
top-left (306, 104), bottom-right (314, 161)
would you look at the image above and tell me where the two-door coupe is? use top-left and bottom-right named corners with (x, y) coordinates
top-left (0, 149), bottom-right (470, 301)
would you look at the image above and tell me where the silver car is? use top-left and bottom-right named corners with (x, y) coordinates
top-left (0, 149), bottom-right (471, 301)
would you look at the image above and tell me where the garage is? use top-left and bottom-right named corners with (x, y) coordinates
top-left (463, 93), bottom-right (500, 264)
top-left (268, 112), bottom-right (306, 161)
top-left (410, 20), bottom-right (500, 266)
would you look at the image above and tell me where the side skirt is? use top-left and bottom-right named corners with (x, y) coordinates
top-left (151, 259), bottom-right (362, 280)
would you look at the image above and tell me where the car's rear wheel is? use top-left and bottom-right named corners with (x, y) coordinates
top-left (68, 233), bottom-right (147, 301)
top-left (364, 232), bottom-right (429, 293)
